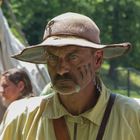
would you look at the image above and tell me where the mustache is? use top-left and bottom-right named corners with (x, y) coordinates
top-left (54, 73), bottom-right (73, 81)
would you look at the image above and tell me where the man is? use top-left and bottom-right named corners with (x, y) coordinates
top-left (0, 12), bottom-right (140, 140)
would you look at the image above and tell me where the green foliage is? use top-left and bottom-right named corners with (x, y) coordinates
top-left (2, 0), bottom-right (140, 70)
top-left (93, 0), bottom-right (140, 68)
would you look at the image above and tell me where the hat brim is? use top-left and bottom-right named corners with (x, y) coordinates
top-left (12, 36), bottom-right (132, 64)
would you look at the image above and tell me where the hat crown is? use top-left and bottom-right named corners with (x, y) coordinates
top-left (12, 12), bottom-right (131, 64)
top-left (43, 12), bottom-right (100, 44)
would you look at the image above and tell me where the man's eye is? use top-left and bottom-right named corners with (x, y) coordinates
top-left (2, 84), bottom-right (8, 89)
top-left (69, 54), bottom-right (78, 60)
top-left (47, 54), bottom-right (57, 61)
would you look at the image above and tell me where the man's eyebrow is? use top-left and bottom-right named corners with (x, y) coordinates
top-left (45, 49), bottom-right (55, 55)
top-left (46, 48), bottom-right (80, 54)
top-left (68, 49), bottom-right (80, 54)
top-left (1, 83), bottom-right (8, 87)
top-left (67, 49), bottom-right (80, 55)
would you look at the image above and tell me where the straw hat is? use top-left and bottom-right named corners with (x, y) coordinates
top-left (13, 12), bottom-right (132, 64)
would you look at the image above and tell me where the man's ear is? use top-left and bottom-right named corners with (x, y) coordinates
top-left (94, 50), bottom-right (104, 70)
top-left (17, 81), bottom-right (25, 93)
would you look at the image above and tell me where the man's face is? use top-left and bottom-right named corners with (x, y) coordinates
top-left (46, 46), bottom-right (103, 95)
top-left (0, 76), bottom-right (23, 107)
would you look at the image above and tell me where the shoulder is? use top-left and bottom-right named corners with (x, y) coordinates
top-left (9, 93), bottom-right (54, 112)
top-left (114, 94), bottom-right (140, 116)
top-left (133, 98), bottom-right (140, 104)
top-left (112, 94), bottom-right (140, 137)
top-left (40, 82), bottom-right (53, 96)
top-left (3, 93), bottom-right (54, 125)
top-left (115, 94), bottom-right (140, 107)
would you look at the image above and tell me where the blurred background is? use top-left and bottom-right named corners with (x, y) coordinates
top-left (1, 0), bottom-right (140, 98)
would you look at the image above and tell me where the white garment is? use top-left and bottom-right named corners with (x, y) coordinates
top-left (0, 98), bottom-right (6, 123)
top-left (0, 8), bottom-right (50, 95)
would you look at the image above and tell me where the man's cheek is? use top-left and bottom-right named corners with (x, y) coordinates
top-left (88, 63), bottom-right (94, 77)
top-left (48, 70), bottom-right (56, 82)
top-left (78, 63), bottom-right (93, 77)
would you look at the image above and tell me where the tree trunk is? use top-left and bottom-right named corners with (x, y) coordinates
top-left (108, 60), bottom-right (118, 89)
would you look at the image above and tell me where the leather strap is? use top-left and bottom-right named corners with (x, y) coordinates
top-left (53, 93), bottom-right (116, 140)
top-left (53, 117), bottom-right (70, 140)
top-left (96, 93), bottom-right (116, 140)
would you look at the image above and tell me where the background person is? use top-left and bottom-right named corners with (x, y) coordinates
top-left (0, 98), bottom-right (6, 123)
top-left (0, 12), bottom-right (140, 140)
top-left (0, 68), bottom-right (34, 122)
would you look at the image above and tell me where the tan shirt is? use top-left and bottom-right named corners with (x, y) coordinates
top-left (0, 82), bottom-right (140, 140)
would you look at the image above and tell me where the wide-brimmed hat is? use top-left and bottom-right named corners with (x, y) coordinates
top-left (12, 12), bottom-right (132, 64)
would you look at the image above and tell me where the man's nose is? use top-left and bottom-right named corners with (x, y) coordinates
top-left (57, 59), bottom-right (70, 75)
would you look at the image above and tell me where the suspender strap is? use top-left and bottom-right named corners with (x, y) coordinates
top-left (53, 93), bottom-right (116, 140)
top-left (53, 117), bottom-right (70, 140)
top-left (96, 93), bottom-right (116, 140)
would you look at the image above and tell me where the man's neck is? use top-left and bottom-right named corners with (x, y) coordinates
top-left (58, 82), bottom-right (99, 115)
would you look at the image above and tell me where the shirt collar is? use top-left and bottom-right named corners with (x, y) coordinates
top-left (45, 79), bottom-right (111, 126)
top-left (45, 92), bottom-right (70, 119)
top-left (81, 81), bottom-right (111, 125)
